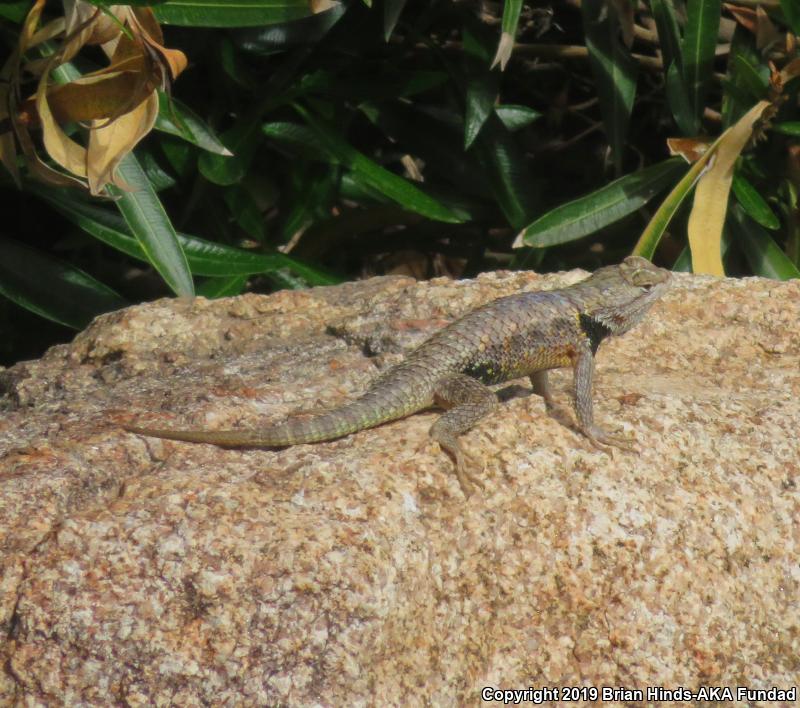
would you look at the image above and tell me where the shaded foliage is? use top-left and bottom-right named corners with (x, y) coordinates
top-left (1, 0), bottom-right (799, 366)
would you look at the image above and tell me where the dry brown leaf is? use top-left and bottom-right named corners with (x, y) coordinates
top-left (490, 32), bottom-right (515, 71)
top-left (26, 17), bottom-right (66, 55)
top-left (64, 0), bottom-right (97, 34)
top-left (132, 5), bottom-right (165, 42)
top-left (687, 100), bottom-right (773, 275)
top-left (61, 1), bottom-right (102, 62)
top-left (18, 0), bottom-right (47, 53)
top-left (16, 116), bottom-right (87, 188)
top-left (723, 4), bottom-right (757, 34)
top-left (667, 137), bottom-right (714, 163)
top-left (311, 0), bottom-right (339, 12)
top-left (36, 60), bottom-right (89, 180)
top-left (88, 91), bottom-right (159, 193)
top-left (86, 9), bottom-right (130, 47)
top-left (130, 9), bottom-right (187, 80)
top-left (141, 36), bottom-right (187, 82)
top-left (22, 61), bottom-right (150, 126)
top-left (755, 6), bottom-right (781, 52)
top-left (3, 0), bottom-right (187, 194)
top-left (728, 4), bottom-right (793, 57)
top-left (779, 57), bottom-right (800, 84)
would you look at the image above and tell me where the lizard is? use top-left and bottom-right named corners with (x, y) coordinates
top-left (124, 256), bottom-right (670, 496)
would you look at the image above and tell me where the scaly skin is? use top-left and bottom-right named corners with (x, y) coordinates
top-left (125, 256), bottom-right (670, 495)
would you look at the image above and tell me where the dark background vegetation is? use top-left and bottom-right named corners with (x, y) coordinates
top-left (1, 0), bottom-right (799, 366)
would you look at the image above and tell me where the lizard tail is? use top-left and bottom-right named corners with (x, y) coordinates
top-left (124, 395), bottom-right (424, 448)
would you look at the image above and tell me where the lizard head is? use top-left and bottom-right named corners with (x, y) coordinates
top-left (586, 255), bottom-right (671, 335)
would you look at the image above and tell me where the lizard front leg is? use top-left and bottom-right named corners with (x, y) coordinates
top-left (573, 348), bottom-right (635, 450)
top-left (430, 374), bottom-right (498, 497)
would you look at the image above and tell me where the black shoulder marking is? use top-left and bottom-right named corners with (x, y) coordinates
top-left (579, 313), bottom-right (612, 354)
top-left (462, 361), bottom-right (501, 385)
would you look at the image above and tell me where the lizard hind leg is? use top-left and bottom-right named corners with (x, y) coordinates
top-left (430, 374), bottom-right (498, 497)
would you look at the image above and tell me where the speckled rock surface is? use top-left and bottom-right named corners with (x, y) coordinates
top-left (1, 270), bottom-right (798, 706)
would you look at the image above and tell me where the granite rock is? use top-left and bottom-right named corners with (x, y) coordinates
top-left (1, 269), bottom-right (798, 705)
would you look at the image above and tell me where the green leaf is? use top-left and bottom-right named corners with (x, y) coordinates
top-left (774, 122), bottom-right (800, 136)
top-left (359, 107), bottom-right (493, 223)
top-left (730, 54), bottom-right (769, 99)
top-left (34, 46), bottom-right (193, 296)
top-left (160, 135), bottom-right (195, 178)
top-left (233, 5), bottom-right (346, 52)
top-left (682, 0), bottom-right (722, 130)
top-left (499, 0), bottom-right (522, 41)
top-left (491, 0), bottom-right (523, 71)
top-left (780, 0), bottom-right (800, 34)
top-left (672, 246), bottom-right (692, 272)
top-left (384, 0), bottom-right (409, 40)
top-left (299, 69), bottom-right (449, 102)
top-left (666, 61), bottom-right (696, 135)
top-left (155, 93), bottom-right (232, 156)
top-left (473, 114), bottom-right (538, 229)
top-left (198, 117), bottom-right (261, 186)
top-left (32, 184), bottom-right (327, 283)
top-left (293, 205), bottom-right (420, 260)
top-left (32, 184), bottom-right (338, 285)
top-left (262, 121), bottom-right (331, 160)
top-left (781, 178), bottom-right (800, 265)
top-left (462, 24), bottom-right (498, 149)
top-left (196, 275), bottom-right (249, 298)
top-left (224, 185), bottom-right (267, 241)
top-left (721, 26), bottom-right (760, 128)
top-left (517, 158), bottom-right (686, 247)
top-left (361, 101), bottom-right (488, 198)
top-left (295, 104), bottom-right (464, 223)
top-left (731, 173), bottom-right (779, 230)
top-left (649, 0), bottom-right (682, 76)
top-left (265, 270), bottom-right (311, 291)
top-left (339, 171), bottom-right (390, 205)
top-left (634, 134), bottom-right (724, 258)
top-left (86, 0), bottom-right (171, 5)
top-left (152, 0), bottom-right (325, 27)
top-left (277, 162), bottom-right (339, 241)
top-left (495, 105), bottom-right (542, 131)
top-left (581, 0), bottom-right (638, 172)
top-left (0, 239), bottom-right (126, 329)
top-left (110, 156), bottom-right (194, 297)
top-left (138, 150), bottom-right (177, 192)
top-left (0, 1), bottom-right (29, 22)
top-left (729, 207), bottom-right (800, 279)
top-left (219, 36), bottom-right (259, 90)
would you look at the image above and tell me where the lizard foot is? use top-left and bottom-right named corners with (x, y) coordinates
top-left (584, 425), bottom-right (637, 452)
